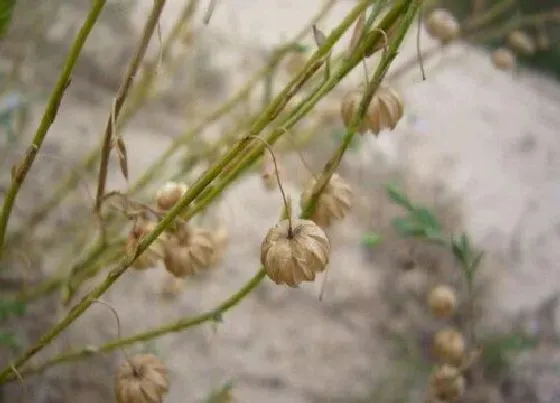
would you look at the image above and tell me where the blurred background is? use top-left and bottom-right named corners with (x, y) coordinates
top-left (0, 0), bottom-right (559, 402)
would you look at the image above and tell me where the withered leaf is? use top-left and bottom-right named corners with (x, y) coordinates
top-left (116, 136), bottom-right (129, 181)
top-left (348, 12), bottom-right (366, 58)
top-left (312, 24), bottom-right (327, 47)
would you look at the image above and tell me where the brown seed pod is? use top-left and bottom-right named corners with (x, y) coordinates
top-left (300, 173), bottom-right (353, 228)
top-left (115, 353), bottom-right (169, 403)
top-left (163, 225), bottom-right (215, 278)
top-left (491, 48), bottom-right (516, 71)
top-left (126, 220), bottom-right (166, 270)
top-left (260, 218), bottom-right (330, 287)
top-left (433, 328), bottom-right (466, 366)
top-left (156, 181), bottom-right (188, 211)
top-left (340, 86), bottom-right (404, 135)
top-left (425, 9), bottom-right (460, 44)
top-left (429, 364), bottom-right (465, 401)
top-left (428, 285), bottom-right (457, 318)
top-left (507, 30), bottom-right (536, 55)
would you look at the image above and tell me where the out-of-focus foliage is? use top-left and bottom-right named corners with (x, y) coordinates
top-left (439, 0), bottom-right (560, 79)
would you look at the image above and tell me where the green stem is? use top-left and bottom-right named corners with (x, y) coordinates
top-left (0, 0), bottom-right (107, 260)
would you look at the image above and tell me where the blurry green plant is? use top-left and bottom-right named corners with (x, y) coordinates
top-left (0, 0), bottom-right (16, 40)
top-left (0, 298), bottom-right (25, 351)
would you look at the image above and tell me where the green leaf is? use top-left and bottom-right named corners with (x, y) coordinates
top-left (0, 331), bottom-right (20, 350)
top-left (361, 232), bottom-right (382, 248)
top-left (386, 183), bottom-right (414, 211)
top-left (392, 217), bottom-right (426, 238)
top-left (0, 0), bottom-right (16, 40)
top-left (471, 251), bottom-right (485, 273)
top-left (291, 43), bottom-right (308, 53)
top-left (451, 235), bottom-right (467, 265)
top-left (412, 206), bottom-right (441, 231)
top-left (0, 299), bottom-right (26, 321)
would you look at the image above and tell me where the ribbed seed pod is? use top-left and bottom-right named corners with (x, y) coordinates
top-left (433, 328), bottom-right (466, 366)
top-left (163, 226), bottom-right (215, 278)
top-left (491, 48), bottom-right (516, 71)
top-left (156, 181), bottom-right (188, 211)
top-left (115, 354), bottom-right (169, 403)
top-left (260, 218), bottom-right (330, 287)
top-left (425, 9), bottom-right (460, 43)
top-left (507, 30), bottom-right (536, 55)
top-left (300, 173), bottom-right (353, 228)
top-left (428, 285), bottom-right (457, 319)
top-left (126, 220), bottom-right (166, 270)
top-left (429, 364), bottom-right (465, 401)
top-left (340, 86), bottom-right (404, 135)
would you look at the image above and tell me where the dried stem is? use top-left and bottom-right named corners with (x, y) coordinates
top-left (94, 0), bottom-right (167, 213)
top-left (203, 0), bottom-right (219, 24)
top-left (0, 0), bottom-right (416, 382)
top-left (0, 0), bottom-right (107, 260)
top-left (246, 135), bottom-right (293, 236)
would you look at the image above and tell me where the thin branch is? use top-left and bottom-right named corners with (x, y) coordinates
top-left (94, 0), bottom-right (167, 214)
top-left (0, 0), bottom-right (107, 260)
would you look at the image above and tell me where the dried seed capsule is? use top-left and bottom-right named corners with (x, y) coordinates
top-left (300, 173), bottom-right (353, 228)
top-left (340, 86), bottom-right (404, 135)
top-left (260, 218), bottom-right (330, 287)
top-left (507, 30), bottom-right (536, 56)
top-left (433, 328), bottom-right (465, 366)
top-left (429, 364), bottom-right (465, 401)
top-left (425, 9), bottom-right (460, 43)
top-left (115, 354), bottom-right (169, 403)
top-left (126, 220), bottom-right (166, 270)
top-left (163, 226), bottom-right (215, 278)
top-left (156, 181), bottom-right (188, 211)
top-left (491, 48), bottom-right (516, 71)
top-left (428, 285), bottom-right (457, 318)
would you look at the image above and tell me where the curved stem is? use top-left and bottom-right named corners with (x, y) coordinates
top-left (0, 0), bottom-right (107, 260)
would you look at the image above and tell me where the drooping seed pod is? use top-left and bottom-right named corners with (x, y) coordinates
top-left (491, 48), bottom-right (516, 71)
top-left (163, 226), bottom-right (215, 278)
top-left (425, 9), bottom-right (460, 44)
top-left (433, 328), bottom-right (466, 366)
top-left (260, 218), bottom-right (330, 287)
top-left (300, 173), bottom-right (353, 228)
top-left (507, 30), bottom-right (536, 56)
top-left (340, 86), bottom-right (404, 135)
top-left (428, 285), bottom-right (457, 318)
top-left (126, 220), bottom-right (166, 270)
top-left (160, 274), bottom-right (185, 300)
top-left (156, 181), bottom-right (188, 211)
top-left (115, 354), bottom-right (169, 403)
top-left (429, 364), bottom-right (465, 401)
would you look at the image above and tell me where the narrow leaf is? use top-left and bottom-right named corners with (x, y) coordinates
top-left (116, 136), bottom-right (129, 181)
top-left (347, 12), bottom-right (365, 57)
top-left (386, 183), bottom-right (414, 211)
top-left (392, 217), bottom-right (426, 238)
top-left (361, 232), bottom-right (382, 248)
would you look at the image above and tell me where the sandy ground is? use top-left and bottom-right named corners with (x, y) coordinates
top-left (1, 0), bottom-right (560, 402)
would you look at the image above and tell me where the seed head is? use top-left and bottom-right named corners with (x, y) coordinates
top-left (428, 285), bottom-right (457, 318)
top-left (126, 220), bottom-right (165, 270)
top-left (429, 364), bottom-right (465, 401)
top-left (507, 30), bottom-right (536, 55)
top-left (425, 9), bottom-right (460, 43)
top-left (340, 86), bottom-right (404, 136)
top-left (300, 173), bottom-right (353, 228)
top-left (433, 328), bottom-right (465, 366)
top-left (260, 218), bottom-right (330, 287)
top-left (115, 354), bottom-right (169, 403)
top-left (491, 48), bottom-right (516, 71)
top-left (163, 226), bottom-right (215, 278)
top-left (156, 182), bottom-right (188, 211)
